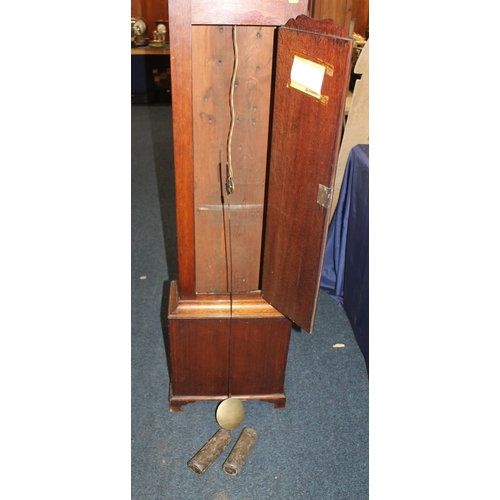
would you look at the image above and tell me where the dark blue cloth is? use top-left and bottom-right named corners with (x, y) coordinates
top-left (321, 144), bottom-right (369, 370)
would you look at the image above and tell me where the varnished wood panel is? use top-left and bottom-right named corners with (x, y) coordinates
top-left (192, 26), bottom-right (275, 293)
top-left (169, 0), bottom-right (196, 297)
top-left (169, 280), bottom-right (287, 319)
top-left (168, 317), bottom-right (230, 396)
top-left (262, 16), bottom-right (352, 332)
top-left (229, 317), bottom-right (291, 396)
top-left (191, 0), bottom-right (308, 25)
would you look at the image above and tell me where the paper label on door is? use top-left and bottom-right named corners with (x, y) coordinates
top-left (289, 55), bottom-right (326, 100)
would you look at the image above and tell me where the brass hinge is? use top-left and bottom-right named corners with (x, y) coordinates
top-left (317, 184), bottom-right (332, 209)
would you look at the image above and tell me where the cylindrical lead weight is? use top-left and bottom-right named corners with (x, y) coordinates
top-left (222, 427), bottom-right (258, 476)
top-left (187, 429), bottom-right (231, 476)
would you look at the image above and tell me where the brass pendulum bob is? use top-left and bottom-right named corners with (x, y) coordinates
top-left (215, 397), bottom-right (245, 431)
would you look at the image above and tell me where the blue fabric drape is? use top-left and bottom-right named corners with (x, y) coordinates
top-left (321, 144), bottom-right (369, 370)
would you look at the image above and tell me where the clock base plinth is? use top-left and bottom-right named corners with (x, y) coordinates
top-left (167, 281), bottom-right (292, 412)
top-left (169, 389), bottom-right (287, 412)
top-left (168, 389), bottom-right (228, 412)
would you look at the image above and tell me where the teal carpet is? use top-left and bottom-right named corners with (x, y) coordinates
top-left (131, 103), bottom-right (368, 499)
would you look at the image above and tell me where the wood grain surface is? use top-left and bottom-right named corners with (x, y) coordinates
top-left (192, 26), bottom-right (275, 293)
top-left (262, 16), bottom-right (352, 332)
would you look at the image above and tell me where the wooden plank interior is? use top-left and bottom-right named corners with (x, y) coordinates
top-left (261, 18), bottom-right (352, 332)
top-left (193, 25), bottom-right (275, 293)
top-left (192, 25), bottom-right (232, 293)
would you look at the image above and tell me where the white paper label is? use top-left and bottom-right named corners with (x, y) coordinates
top-left (289, 55), bottom-right (326, 99)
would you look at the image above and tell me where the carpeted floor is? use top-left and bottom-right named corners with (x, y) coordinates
top-left (131, 103), bottom-right (368, 499)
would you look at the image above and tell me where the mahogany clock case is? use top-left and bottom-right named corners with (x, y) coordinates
top-left (165, 1), bottom-right (353, 411)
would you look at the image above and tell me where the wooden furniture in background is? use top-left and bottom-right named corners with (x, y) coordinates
top-left (131, 47), bottom-right (170, 56)
top-left (166, 0), bottom-right (352, 412)
top-left (131, 45), bottom-right (171, 103)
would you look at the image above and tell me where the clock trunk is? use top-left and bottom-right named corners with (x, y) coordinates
top-left (166, 0), bottom-right (352, 411)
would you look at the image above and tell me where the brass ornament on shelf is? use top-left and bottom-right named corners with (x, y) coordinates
top-left (132, 18), bottom-right (148, 47)
top-left (149, 20), bottom-right (168, 48)
top-left (131, 18), bottom-right (136, 44)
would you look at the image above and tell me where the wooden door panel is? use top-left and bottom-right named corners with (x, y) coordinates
top-left (261, 17), bottom-right (352, 332)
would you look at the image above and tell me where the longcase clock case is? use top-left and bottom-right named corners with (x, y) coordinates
top-left (166, 0), bottom-right (352, 412)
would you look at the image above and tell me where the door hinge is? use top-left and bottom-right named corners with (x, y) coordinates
top-left (317, 184), bottom-right (332, 209)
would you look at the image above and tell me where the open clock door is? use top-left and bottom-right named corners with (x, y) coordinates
top-left (261, 16), bottom-right (353, 333)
